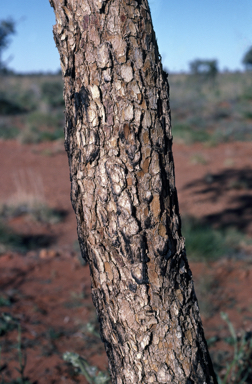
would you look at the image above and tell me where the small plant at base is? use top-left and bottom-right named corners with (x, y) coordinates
top-left (0, 346), bottom-right (5, 384)
top-left (216, 312), bottom-right (252, 384)
top-left (0, 321), bottom-right (31, 384)
top-left (14, 324), bottom-right (29, 384)
top-left (63, 352), bottom-right (110, 384)
top-left (84, 322), bottom-right (101, 339)
top-left (0, 313), bottom-right (17, 336)
top-left (0, 296), bottom-right (11, 307)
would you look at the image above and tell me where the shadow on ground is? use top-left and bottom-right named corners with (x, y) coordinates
top-left (184, 168), bottom-right (252, 233)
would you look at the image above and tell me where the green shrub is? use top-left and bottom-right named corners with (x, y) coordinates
top-left (0, 313), bottom-right (17, 336)
top-left (0, 95), bottom-right (26, 115)
top-left (0, 89), bottom-right (37, 115)
top-left (0, 296), bottom-right (11, 307)
top-left (172, 123), bottom-right (211, 144)
top-left (19, 111), bottom-right (64, 143)
top-left (241, 88), bottom-right (252, 100)
top-left (41, 81), bottom-right (64, 107)
top-left (210, 124), bottom-right (252, 144)
top-left (243, 111), bottom-right (252, 119)
top-left (0, 221), bottom-right (23, 254)
top-left (182, 216), bottom-right (251, 261)
top-left (15, 90), bottom-right (38, 112)
top-left (0, 124), bottom-right (19, 139)
top-left (0, 202), bottom-right (64, 225)
top-left (26, 111), bottom-right (62, 127)
top-left (0, 219), bottom-right (54, 254)
top-left (19, 126), bottom-right (64, 143)
top-left (182, 216), bottom-right (226, 261)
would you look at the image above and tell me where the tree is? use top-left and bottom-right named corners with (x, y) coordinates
top-left (242, 46), bottom-right (252, 70)
top-left (49, 0), bottom-right (217, 383)
top-left (0, 18), bottom-right (15, 72)
top-left (189, 59), bottom-right (218, 80)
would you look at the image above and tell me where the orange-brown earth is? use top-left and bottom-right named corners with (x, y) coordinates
top-left (0, 139), bottom-right (252, 383)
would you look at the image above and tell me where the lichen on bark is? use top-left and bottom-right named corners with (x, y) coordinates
top-left (49, 0), bottom-right (218, 383)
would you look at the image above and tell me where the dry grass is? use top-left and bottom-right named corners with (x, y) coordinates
top-left (0, 170), bottom-right (63, 224)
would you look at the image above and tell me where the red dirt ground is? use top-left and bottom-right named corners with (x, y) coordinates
top-left (0, 139), bottom-right (252, 383)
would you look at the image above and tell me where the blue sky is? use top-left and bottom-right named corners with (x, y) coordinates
top-left (1, 0), bottom-right (252, 73)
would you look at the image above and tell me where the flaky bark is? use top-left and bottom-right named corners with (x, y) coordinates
top-left (49, 0), bottom-right (217, 383)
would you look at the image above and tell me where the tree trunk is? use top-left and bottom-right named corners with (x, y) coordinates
top-left (49, 0), bottom-right (217, 383)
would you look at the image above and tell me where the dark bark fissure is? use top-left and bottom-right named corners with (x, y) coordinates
top-left (74, 86), bottom-right (90, 120)
top-left (49, 0), bottom-right (217, 383)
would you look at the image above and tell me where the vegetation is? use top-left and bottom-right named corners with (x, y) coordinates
top-left (0, 221), bottom-right (24, 254)
top-left (0, 202), bottom-right (63, 225)
top-left (182, 215), bottom-right (225, 261)
top-left (1, 72), bottom-right (251, 145)
top-left (0, 319), bottom-right (31, 384)
top-left (63, 312), bottom-right (252, 384)
top-left (242, 46), bottom-right (252, 71)
top-left (0, 170), bottom-right (64, 224)
top-left (0, 170), bottom-right (65, 254)
top-left (0, 18), bottom-right (15, 73)
top-left (189, 58), bottom-right (218, 79)
top-left (182, 216), bottom-right (251, 262)
top-left (40, 81), bottom-right (64, 107)
top-left (169, 71), bottom-right (252, 144)
top-left (210, 312), bottom-right (252, 384)
top-left (1, 307), bottom-right (251, 384)
top-left (0, 75), bottom-right (64, 143)
top-left (0, 219), bottom-right (55, 254)
top-left (63, 352), bottom-right (110, 384)
top-left (0, 71), bottom-right (251, 381)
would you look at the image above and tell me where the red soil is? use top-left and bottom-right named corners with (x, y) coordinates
top-left (0, 140), bottom-right (252, 383)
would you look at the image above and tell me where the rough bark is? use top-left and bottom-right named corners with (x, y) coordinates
top-left (49, 0), bottom-right (217, 383)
